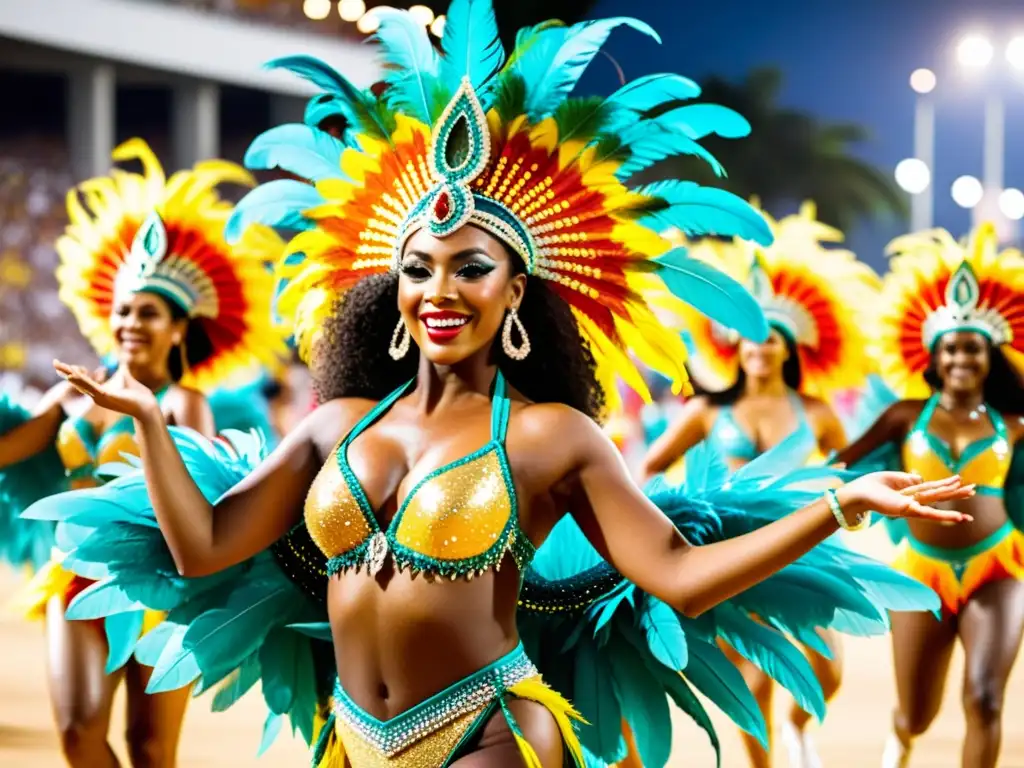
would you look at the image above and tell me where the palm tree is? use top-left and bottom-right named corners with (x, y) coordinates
top-left (642, 67), bottom-right (907, 232)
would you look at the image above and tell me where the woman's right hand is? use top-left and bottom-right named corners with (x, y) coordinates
top-left (54, 361), bottom-right (160, 421)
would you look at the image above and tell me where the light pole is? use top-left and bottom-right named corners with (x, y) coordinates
top-left (907, 68), bottom-right (936, 229)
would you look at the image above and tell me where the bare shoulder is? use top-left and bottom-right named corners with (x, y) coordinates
top-left (165, 384), bottom-right (207, 410)
top-left (1005, 412), bottom-right (1024, 442)
top-left (799, 393), bottom-right (837, 420)
top-left (303, 396), bottom-right (378, 454)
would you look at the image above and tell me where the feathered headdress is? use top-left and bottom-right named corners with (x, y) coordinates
top-left (672, 202), bottom-right (880, 398)
top-left (57, 139), bottom-right (288, 391)
top-left (877, 222), bottom-right (1024, 397)
top-left (228, 0), bottom-right (777, 402)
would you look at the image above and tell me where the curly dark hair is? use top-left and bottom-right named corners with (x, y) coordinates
top-left (924, 340), bottom-right (1024, 415)
top-left (164, 297), bottom-right (215, 383)
top-left (310, 261), bottom-right (606, 421)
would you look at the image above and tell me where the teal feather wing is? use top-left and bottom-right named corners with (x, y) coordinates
top-left (244, 124), bottom-right (346, 183)
top-left (1009, 441), bottom-right (1024, 531)
top-left (0, 395), bottom-right (64, 569)
top-left (606, 637), bottom-right (674, 768)
top-left (374, 9), bottom-right (444, 124)
top-left (225, 180), bottom-right (324, 243)
top-left (23, 428), bottom-right (333, 754)
top-left (715, 605), bottom-right (825, 721)
top-left (635, 180), bottom-right (774, 246)
top-left (439, 0), bottom-right (505, 97)
top-left (517, 18), bottom-right (659, 121)
top-left (604, 73), bottom-right (702, 119)
top-left (652, 248), bottom-right (768, 345)
top-left (644, 104), bottom-right (751, 141)
top-left (683, 637), bottom-right (767, 747)
top-left (264, 55), bottom-right (393, 141)
top-left (615, 123), bottom-right (726, 179)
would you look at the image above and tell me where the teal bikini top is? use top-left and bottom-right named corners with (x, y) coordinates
top-left (303, 372), bottom-right (536, 580)
top-left (707, 391), bottom-right (811, 463)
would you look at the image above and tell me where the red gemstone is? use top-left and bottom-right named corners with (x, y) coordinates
top-left (433, 191), bottom-right (452, 221)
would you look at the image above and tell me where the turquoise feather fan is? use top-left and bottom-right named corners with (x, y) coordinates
top-left (0, 395), bottom-right (64, 570)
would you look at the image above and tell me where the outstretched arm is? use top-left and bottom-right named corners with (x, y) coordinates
top-left (640, 397), bottom-right (709, 481)
top-left (832, 400), bottom-right (918, 468)
top-left (55, 362), bottom-right (362, 578)
top-left (558, 409), bottom-right (971, 618)
top-left (0, 380), bottom-right (74, 468)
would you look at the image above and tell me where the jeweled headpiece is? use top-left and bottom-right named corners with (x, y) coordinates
top-left (877, 223), bottom-right (1024, 397)
top-left (57, 139), bottom-right (288, 391)
top-left (672, 202), bottom-right (880, 398)
top-left (229, 0), bottom-right (779, 401)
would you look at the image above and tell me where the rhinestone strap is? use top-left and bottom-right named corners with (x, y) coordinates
top-left (332, 648), bottom-right (537, 757)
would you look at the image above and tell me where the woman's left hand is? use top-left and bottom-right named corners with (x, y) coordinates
top-left (838, 472), bottom-right (975, 525)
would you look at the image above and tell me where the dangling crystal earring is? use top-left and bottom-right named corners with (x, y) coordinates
top-left (502, 308), bottom-right (530, 361)
top-left (389, 318), bottom-right (410, 360)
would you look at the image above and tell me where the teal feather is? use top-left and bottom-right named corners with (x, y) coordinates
top-left (0, 395), bottom-right (64, 569)
top-left (1008, 441), bottom-right (1024, 531)
top-left (374, 9), bottom-right (444, 124)
top-left (264, 55), bottom-right (393, 140)
top-left (645, 103), bottom-right (751, 141)
top-left (616, 123), bottom-right (726, 179)
top-left (212, 652), bottom-right (262, 712)
top-left (647, 662), bottom-right (721, 767)
top-left (553, 97), bottom-right (616, 146)
top-left (635, 180), bottom-right (774, 245)
top-left (286, 622), bottom-right (333, 641)
top-left (303, 94), bottom-right (354, 133)
top-left (244, 124), bottom-right (346, 183)
top-left (604, 73), bottom-right (702, 119)
top-left (684, 638), bottom-right (767, 747)
top-left (258, 712), bottom-right (285, 757)
top-left (639, 598), bottom-right (687, 670)
top-left (571, 640), bottom-right (625, 762)
top-left (225, 180), bottom-right (323, 243)
top-left (439, 0), bottom-right (505, 96)
top-left (716, 606), bottom-right (825, 720)
top-left (209, 383), bottom-right (278, 450)
top-left (104, 610), bottom-right (146, 674)
top-left (652, 248), bottom-right (768, 345)
top-left (516, 18), bottom-right (660, 121)
top-left (607, 639), bottom-right (674, 768)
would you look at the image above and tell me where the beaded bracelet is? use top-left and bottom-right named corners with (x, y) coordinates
top-left (825, 488), bottom-right (870, 532)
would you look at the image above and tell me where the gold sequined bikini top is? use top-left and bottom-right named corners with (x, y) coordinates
top-left (902, 394), bottom-right (1011, 497)
top-left (303, 372), bottom-right (536, 580)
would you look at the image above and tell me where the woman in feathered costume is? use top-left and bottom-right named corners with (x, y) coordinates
top-left (641, 203), bottom-right (880, 768)
top-left (0, 139), bottom-right (285, 766)
top-left (837, 223), bottom-right (1024, 768)
top-left (35, 4), bottom-right (969, 766)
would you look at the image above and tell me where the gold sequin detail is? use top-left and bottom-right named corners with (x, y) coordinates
top-left (392, 451), bottom-right (512, 560)
top-left (96, 432), bottom-right (138, 466)
top-left (56, 421), bottom-right (93, 475)
top-left (305, 457), bottom-right (373, 559)
top-left (902, 432), bottom-right (1012, 488)
top-left (332, 707), bottom-right (485, 768)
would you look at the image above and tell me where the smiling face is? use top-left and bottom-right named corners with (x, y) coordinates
top-left (737, 327), bottom-right (789, 380)
top-left (934, 330), bottom-right (991, 395)
top-left (397, 225), bottom-right (526, 367)
top-left (110, 291), bottom-right (187, 375)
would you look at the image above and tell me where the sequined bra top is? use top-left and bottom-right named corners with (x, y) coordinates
top-left (902, 394), bottom-right (1011, 497)
top-left (707, 391), bottom-right (811, 463)
top-left (304, 372), bottom-right (536, 580)
top-left (56, 387), bottom-right (169, 488)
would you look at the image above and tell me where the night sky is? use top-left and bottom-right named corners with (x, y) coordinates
top-left (575, 0), bottom-right (1024, 270)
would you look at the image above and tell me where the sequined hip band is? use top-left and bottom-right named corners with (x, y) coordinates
top-left (314, 643), bottom-right (540, 767)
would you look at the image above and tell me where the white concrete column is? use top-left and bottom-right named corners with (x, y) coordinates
top-left (173, 79), bottom-right (220, 168)
top-left (67, 61), bottom-right (115, 181)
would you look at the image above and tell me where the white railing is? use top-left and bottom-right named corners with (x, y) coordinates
top-left (0, 0), bottom-right (379, 95)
